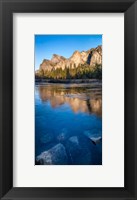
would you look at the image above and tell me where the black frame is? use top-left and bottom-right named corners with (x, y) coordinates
top-left (0, 0), bottom-right (137, 199)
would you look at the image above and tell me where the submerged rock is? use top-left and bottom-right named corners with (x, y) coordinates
top-left (84, 130), bottom-right (102, 145)
top-left (56, 128), bottom-right (68, 142)
top-left (36, 143), bottom-right (68, 165)
top-left (89, 136), bottom-right (102, 145)
top-left (66, 135), bottom-right (93, 165)
top-left (69, 136), bottom-right (79, 146)
top-left (66, 136), bottom-right (86, 164)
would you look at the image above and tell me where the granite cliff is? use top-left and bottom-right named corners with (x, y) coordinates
top-left (36, 46), bottom-right (102, 75)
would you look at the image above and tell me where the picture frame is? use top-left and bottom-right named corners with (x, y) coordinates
top-left (0, 0), bottom-right (137, 199)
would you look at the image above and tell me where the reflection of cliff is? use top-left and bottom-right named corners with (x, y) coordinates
top-left (37, 85), bottom-right (102, 117)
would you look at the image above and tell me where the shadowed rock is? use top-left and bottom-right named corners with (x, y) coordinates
top-left (65, 136), bottom-right (94, 165)
top-left (65, 136), bottom-right (81, 164)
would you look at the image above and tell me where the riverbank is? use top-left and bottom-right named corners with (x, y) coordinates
top-left (35, 78), bottom-right (102, 84)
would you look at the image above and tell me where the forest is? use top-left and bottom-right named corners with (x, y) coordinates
top-left (35, 64), bottom-right (102, 80)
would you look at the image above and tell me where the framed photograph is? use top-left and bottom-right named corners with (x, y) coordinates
top-left (35, 34), bottom-right (102, 166)
top-left (0, 0), bottom-right (137, 199)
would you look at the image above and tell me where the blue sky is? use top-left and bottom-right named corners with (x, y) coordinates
top-left (35, 35), bottom-right (102, 70)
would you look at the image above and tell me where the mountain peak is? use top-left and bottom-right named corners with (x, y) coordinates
top-left (38, 45), bottom-right (102, 73)
top-left (51, 54), bottom-right (66, 64)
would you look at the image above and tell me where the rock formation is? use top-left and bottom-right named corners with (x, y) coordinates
top-left (36, 45), bottom-right (102, 75)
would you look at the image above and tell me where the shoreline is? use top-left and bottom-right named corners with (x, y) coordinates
top-left (35, 78), bottom-right (102, 84)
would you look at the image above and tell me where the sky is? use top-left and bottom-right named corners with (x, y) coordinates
top-left (35, 35), bottom-right (102, 70)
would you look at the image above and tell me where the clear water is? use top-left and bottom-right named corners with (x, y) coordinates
top-left (35, 82), bottom-right (102, 165)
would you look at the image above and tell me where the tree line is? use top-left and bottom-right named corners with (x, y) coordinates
top-left (35, 64), bottom-right (102, 80)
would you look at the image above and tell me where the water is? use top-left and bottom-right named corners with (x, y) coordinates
top-left (35, 82), bottom-right (102, 165)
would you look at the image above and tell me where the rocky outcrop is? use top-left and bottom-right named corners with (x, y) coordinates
top-left (37, 45), bottom-right (102, 74)
top-left (51, 54), bottom-right (66, 64)
top-left (90, 46), bottom-right (102, 66)
top-left (40, 59), bottom-right (55, 72)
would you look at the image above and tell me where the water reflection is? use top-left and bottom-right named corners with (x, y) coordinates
top-left (36, 83), bottom-right (102, 117)
top-left (35, 83), bottom-right (102, 165)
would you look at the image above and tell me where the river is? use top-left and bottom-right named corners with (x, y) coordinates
top-left (35, 82), bottom-right (102, 165)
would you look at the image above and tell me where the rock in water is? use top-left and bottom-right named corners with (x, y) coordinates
top-left (84, 130), bottom-right (102, 145)
top-left (69, 136), bottom-right (79, 146)
top-left (56, 128), bottom-right (68, 142)
top-left (66, 136), bottom-right (92, 165)
top-left (90, 136), bottom-right (102, 145)
top-left (66, 136), bottom-right (81, 163)
top-left (36, 143), bottom-right (68, 165)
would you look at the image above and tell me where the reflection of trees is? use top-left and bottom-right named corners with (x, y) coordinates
top-left (37, 84), bottom-right (102, 117)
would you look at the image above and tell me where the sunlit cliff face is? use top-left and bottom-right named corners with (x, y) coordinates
top-left (37, 84), bottom-right (102, 117)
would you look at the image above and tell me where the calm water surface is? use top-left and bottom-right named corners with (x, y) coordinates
top-left (35, 82), bottom-right (102, 165)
